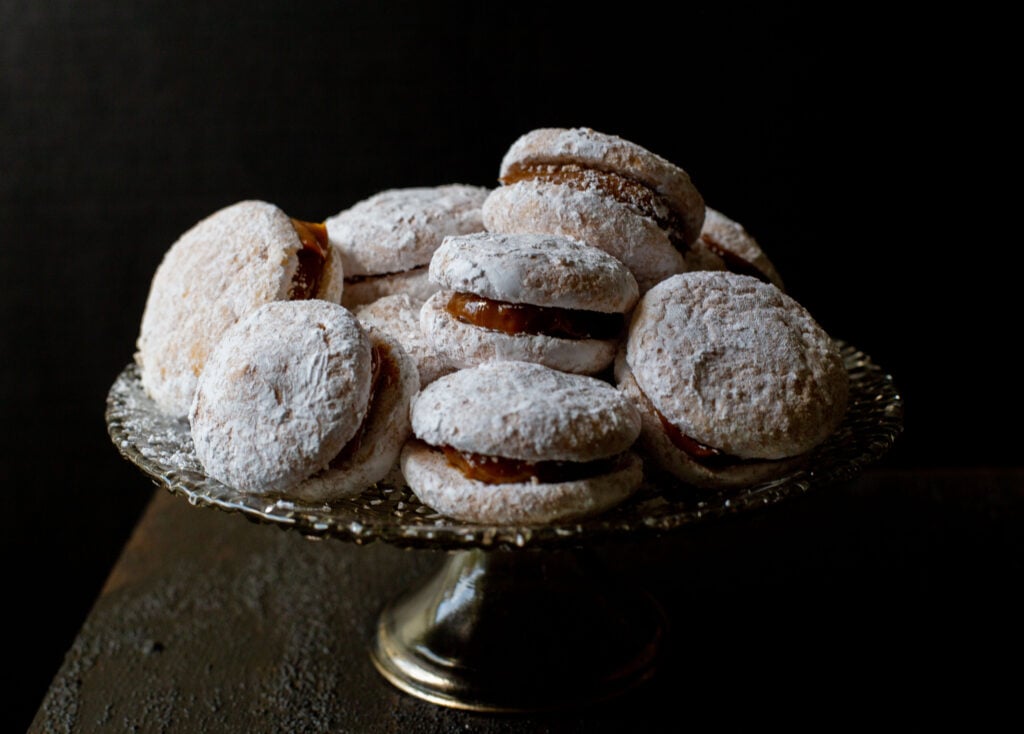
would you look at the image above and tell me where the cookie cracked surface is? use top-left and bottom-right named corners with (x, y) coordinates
top-left (625, 271), bottom-right (848, 461)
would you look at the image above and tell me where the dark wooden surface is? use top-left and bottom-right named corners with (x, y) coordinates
top-left (29, 468), bottom-right (1023, 732)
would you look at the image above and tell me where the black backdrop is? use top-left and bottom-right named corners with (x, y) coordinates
top-left (1, 1), bottom-right (1008, 729)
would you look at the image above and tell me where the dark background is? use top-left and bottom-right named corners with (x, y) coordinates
top-left (2, 1), bottom-right (1009, 730)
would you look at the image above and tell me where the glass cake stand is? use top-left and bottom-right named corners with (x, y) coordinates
top-left (106, 342), bottom-right (903, 712)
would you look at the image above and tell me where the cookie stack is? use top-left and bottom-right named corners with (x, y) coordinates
top-left (134, 126), bottom-right (848, 525)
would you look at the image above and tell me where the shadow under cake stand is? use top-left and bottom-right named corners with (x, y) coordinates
top-left (105, 342), bottom-right (903, 713)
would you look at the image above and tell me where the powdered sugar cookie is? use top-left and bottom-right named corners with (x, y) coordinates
top-left (483, 127), bottom-right (705, 292)
top-left (189, 300), bottom-right (372, 496)
top-left (421, 231), bottom-right (638, 375)
top-left (354, 293), bottom-right (453, 388)
top-left (325, 184), bottom-right (489, 309)
top-left (402, 361), bottom-right (643, 524)
top-left (685, 207), bottom-right (785, 290)
top-left (619, 271), bottom-right (848, 488)
top-left (136, 200), bottom-right (344, 416)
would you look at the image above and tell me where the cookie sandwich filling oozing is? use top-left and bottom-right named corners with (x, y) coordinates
top-left (444, 291), bottom-right (624, 340)
top-left (641, 386), bottom-right (784, 469)
top-left (698, 231), bottom-right (774, 286)
top-left (501, 162), bottom-right (691, 256)
top-left (343, 263), bottom-right (427, 285)
top-left (289, 219), bottom-right (330, 300)
top-left (436, 443), bottom-right (629, 484)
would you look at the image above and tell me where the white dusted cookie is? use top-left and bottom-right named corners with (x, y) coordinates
top-left (354, 293), bottom-right (453, 388)
top-left (290, 328), bottom-right (419, 502)
top-left (618, 271), bottom-right (848, 489)
top-left (189, 300), bottom-right (372, 496)
top-left (325, 184), bottom-right (489, 309)
top-left (482, 127), bottom-right (705, 292)
top-left (136, 200), bottom-right (344, 416)
top-left (421, 231), bottom-right (638, 375)
top-left (402, 361), bottom-right (644, 524)
top-left (685, 207), bottom-right (785, 290)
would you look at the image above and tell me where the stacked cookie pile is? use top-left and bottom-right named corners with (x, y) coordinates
top-left (135, 127), bottom-right (848, 525)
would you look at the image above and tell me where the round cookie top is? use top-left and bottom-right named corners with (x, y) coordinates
top-left (626, 271), bottom-right (848, 459)
top-left (136, 199), bottom-right (328, 416)
top-left (411, 361), bottom-right (641, 463)
top-left (497, 127), bottom-right (705, 245)
top-left (189, 300), bottom-right (374, 495)
top-left (325, 184), bottom-right (489, 277)
top-left (429, 231), bottom-right (639, 313)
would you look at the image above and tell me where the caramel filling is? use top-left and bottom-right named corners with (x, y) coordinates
top-left (329, 342), bottom-right (395, 467)
top-left (651, 402), bottom-right (789, 470)
top-left (502, 162), bottom-right (690, 255)
top-left (700, 234), bottom-right (773, 285)
top-left (289, 219), bottom-right (330, 300)
top-left (654, 410), bottom-right (739, 469)
top-left (344, 263), bottom-right (427, 284)
top-left (630, 380), bottom-right (747, 469)
top-left (445, 291), bottom-right (623, 341)
top-left (440, 444), bottom-right (623, 484)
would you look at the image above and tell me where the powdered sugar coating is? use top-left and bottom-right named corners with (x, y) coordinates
top-left (482, 180), bottom-right (686, 293)
top-left (498, 127), bottom-right (706, 245)
top-left (420, 291), bottom-right (619, 375)
top-left (325, 184), bottom-right (489, 278)
top-left (135, 200), bottom-right (345, 416)
top-left (686, 207), bottom-right (785, 291)
top-left (618, 364), bottom-right (805, 489)
top-left (289, 330), bottom-right (419, 502)
top-left (626, 271), bottom-right (848, 459)
top-left (355, 293), bottom-right (453, 388)
top-left (410, 361), bottom-right (641, 462)
top-left (430, 231), bottom-right (638, 313)
top-left (189, 300), bottom-right (373, 495)
top-left (401, 442), bottom-right (643, 524)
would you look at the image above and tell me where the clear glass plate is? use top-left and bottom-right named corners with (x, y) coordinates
top-left (106, 342), bottom-right (903, 551)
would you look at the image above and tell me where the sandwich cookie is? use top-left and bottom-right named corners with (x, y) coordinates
top-left (420, 231), bottom-right (639, 375)
top-left (189, 300), bottom-right (371, 496)
top-left (136, 199), bottom-right (343, 416)
top-left (354, 293), bottom-right (453, 388)
top-left (325, 184), bottom-right (489, 309)
top-left (401, 361), bottom-right (644, 524)
top-left (482, 127), bottom-right (705, 292)
top-left (618, 271), bottom-right (848, 489)
top-left (291, 324), bottom-right (419, 502)
top-left (685, 207), bottom-right (785, 290)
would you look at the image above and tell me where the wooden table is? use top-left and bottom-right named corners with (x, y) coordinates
top-left (29, 469), bottom-right (1023, 732)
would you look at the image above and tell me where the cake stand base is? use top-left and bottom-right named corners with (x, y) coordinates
top-left (371, 546), bottom-right (668, 712)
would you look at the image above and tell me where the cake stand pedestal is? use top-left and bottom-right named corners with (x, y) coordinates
top-left (372, 547), bottom-right (666, 712)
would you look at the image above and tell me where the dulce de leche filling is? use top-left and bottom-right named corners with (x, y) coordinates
top-left (289, 219), bottom-right (330, 300)
top-left (440, 444), bottom-right (623, 484)
top-left (655, 411), bottom-right (739, 469)
top-left (502, 162), bottom-right (690, 255)
top-left (329, 342), bottom-right (395, 468)
top-left (632, 381), bottom-right (753, 469)
top-left (700, 234), bottom-right (773, 285)
top-left (445, 291), bottom-right (623, 340)
top-left (344, 263), bottom-right (427, 284)
top-left (652, 404), bottom-right (789, 470)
